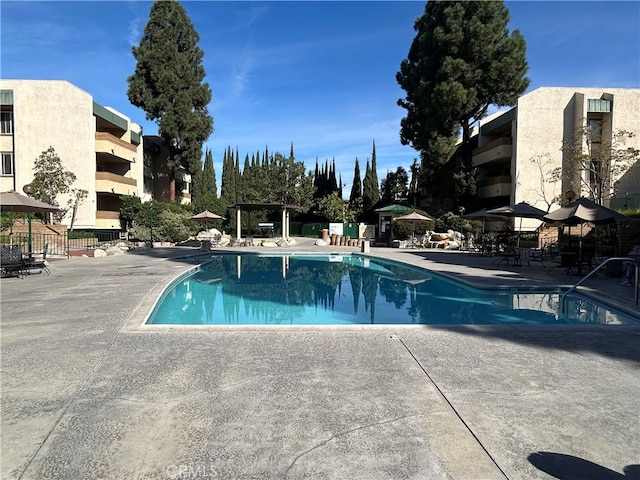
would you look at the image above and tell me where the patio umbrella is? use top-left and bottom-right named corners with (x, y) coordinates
top-left (393, 211), bottom-right (432, 222)
top-left (543, 197), bottom-right (630, 257)
top-left (393, 211), bottom-right (432, 243)
top-left (487, 202), bottom-right (547, 247)
top-left (543, 197), bottom-right (630, 225)
top-left (1, 191), bottom-right (59, 249)
top-left (0, 191), bottom-right (59, 214)
top-left (190, 210), bottom-right (225, 230)
top-left (462, 208), bottom-right (508, 234)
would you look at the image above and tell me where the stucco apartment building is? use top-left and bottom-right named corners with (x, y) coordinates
top-left (0, 79), bottom-right (194, 233)
top-left (0, 80), bottom-right (148, 231)
top-left (470, 86), bottom-right (640, 227)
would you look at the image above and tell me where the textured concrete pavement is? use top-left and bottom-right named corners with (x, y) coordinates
top-left (1, 240), bottom-right (638, 479)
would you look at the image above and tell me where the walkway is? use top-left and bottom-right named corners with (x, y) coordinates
top-left (1, 239), bottom-right (638, 479)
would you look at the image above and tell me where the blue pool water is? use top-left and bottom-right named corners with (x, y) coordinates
top-left (145, 254), bottom-right (636, 325)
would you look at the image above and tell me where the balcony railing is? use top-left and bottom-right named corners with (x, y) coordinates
top-left (96, 210), bottom-right (121, 230)
top-left (95, 132), bottom-right (137, 162)
top-left (95, 171), bottom-right (137, 196)
top-left (478, 175), bottom-right (512, 199)
top-left (472, 137), bottom-right (512, 167)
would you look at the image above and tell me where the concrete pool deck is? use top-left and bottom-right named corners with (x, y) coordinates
top-left (1, 238), bottom-right (638, 479)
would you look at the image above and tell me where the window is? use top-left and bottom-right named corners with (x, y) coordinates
top-left (1, 153), bottom-right (14, 175)
top-left (587, 118), bottom-right (602, 143)
top-left (0, 111), bottom-right (13, 134)
top-left (143, 175), bottom-right (153, 193)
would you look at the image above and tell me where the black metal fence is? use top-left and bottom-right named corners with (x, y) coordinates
top-left (1, 231), bottom-right (127, 258)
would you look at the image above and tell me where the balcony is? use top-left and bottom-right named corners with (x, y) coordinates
top-left (96, 210), bottom-right (121, 230)
top-left (95, 171), bottom-right (137, 196)
top-left (478, 175), bottom-right (512, 199)
top-left (95, 132), bottom-right (137, 163)
top-left (472, 137), bottom-right (512, 167)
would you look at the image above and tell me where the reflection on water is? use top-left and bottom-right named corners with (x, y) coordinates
top-left (147, 255), bottom-right (635, 325)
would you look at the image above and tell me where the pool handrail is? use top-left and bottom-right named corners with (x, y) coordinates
top-left (561, 256), bottom-right (636, 313)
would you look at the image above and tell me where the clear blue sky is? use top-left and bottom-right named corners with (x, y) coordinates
top-left (2, 1), bottom-right (639, 195)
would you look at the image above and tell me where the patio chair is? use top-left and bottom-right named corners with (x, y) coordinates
top-left (210, 234), bottom-right (222, 247)
top-left (194, 240), bottom-right (212, 262)
top-left (24, 242), bottom-right (50, 275)
top-left (1, 244), bottom-right (25, 278)
top-left (525, 247), bottom-right (545, 267)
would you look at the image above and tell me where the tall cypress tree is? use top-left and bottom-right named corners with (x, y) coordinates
top-left (233, 147), bottom-right (240, 203)
top-left (241, 154), bottom-right (251, 202)
top-left (127, 0), bottom-right (213, 201)
top-left (362, 159), bottom-right (374, 212)
top-left (221, 145), bottom-right (236, 204)
top-left (363, 141), bottom-right (381, 213)
top-left (349, 157), bottom-right (363, 213)
top-left (191, 158), bottom-right (204, 203)
top-left (202, 148), bottom-right (216, 196)
top-left (370, 140), bottom-right (380, 203)
top-left (329, 158), bottom-right (338, 194)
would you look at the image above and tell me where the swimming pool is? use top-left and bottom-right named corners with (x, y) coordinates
top-left (145, 254), bottom-right (636, 325)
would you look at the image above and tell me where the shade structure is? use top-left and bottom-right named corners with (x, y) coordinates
top-left (393, 211), bottom-right (432, 242)
top-left (1, 190), bottom-right (59, 251)
top-left (374, 204), bottom-right (413, 214)
top-left (543, 197), bottom-right (630, 225)
top-left (487, 202), bottom-right (547, 219)
top-left (190, 210), bottom-right (225, 231)
top-left (189, 210), bottom-right (225, 221)
top-left (393, 211), bottom-right (432, 222)
top-left (463, 209), bottom-right (508, 233)
top-left (0, 191), bottom-right (59, 214)
top-left (487, 202), bottom-right (547, 247)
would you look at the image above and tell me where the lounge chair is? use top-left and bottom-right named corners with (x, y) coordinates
top-left (24, 243), bottom-right (50, 275)
top-left (194, 240), bottom-right (212, 262)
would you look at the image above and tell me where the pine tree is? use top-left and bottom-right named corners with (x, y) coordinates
top-left (397, 0), bottom-right (528, 171)
top-left (127, 0), bottom-right (213, 201)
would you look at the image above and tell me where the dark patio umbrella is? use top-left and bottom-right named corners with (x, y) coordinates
top-left (463, 208), bottom-right (508, 234)
top-left (543, 198), bottom-right (630, 257)
top-left (1, 191), bottom-right (59, 249)
top-left (543, 197), bottom-right (630, 225)
top-left (487, 202), bottom-right (547, 246)
top-left (0, 191), bottom-right (59, 214)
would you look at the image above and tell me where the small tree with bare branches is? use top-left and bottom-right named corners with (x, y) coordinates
top-left (550, 121), bottom-right (639, 205)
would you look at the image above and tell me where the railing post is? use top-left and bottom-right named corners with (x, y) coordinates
top-left (561, 257), bottom-right (633, 314)
top-left (633, 257), bottom-right (640, 305)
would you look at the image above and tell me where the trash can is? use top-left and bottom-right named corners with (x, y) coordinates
top-left (361, 240), bottom-right (370, 253)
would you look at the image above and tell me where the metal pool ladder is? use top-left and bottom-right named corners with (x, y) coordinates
top-left (561, 256), bottom-right (636, 313)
